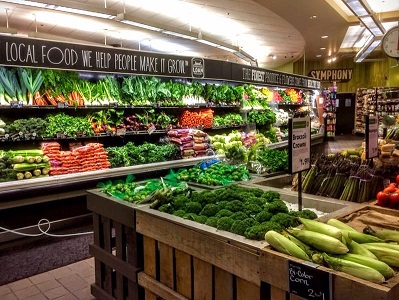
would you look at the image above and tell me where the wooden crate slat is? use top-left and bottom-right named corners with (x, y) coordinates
top-left (114, 222), bottom-right (125, 300)
top-left (89, 244), bottom-right (138, 283)
top-left (193, 257), bottom-right (213, 300)
top-left (175, 249), bottom-right (192, 299)
top-left (136, 209), bottom-right (260, 285)
top-left (158, 242), bottom-right (175, 290)
top-left (214, 267), bottom-right (233, 300)
top-left (138, 272), bottom-right (189, 300)
top-left (103, 217), bottom-right (113, 294)
top-left (91, 283), bottom-right (116, 300)
top-left (143, 236), bottom-right (157, 277)
top-left (270, 286), bottom-right (287, 300)
top-left (236, 277), bottom-right (260, 300)
top-left (92, 213), bottom-right (102, 287)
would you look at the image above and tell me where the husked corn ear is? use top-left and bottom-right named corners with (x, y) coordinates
top-left (327, 218), bottom-right (357, 232)
top-left (344, 230), bottom-right (384, 244)
top-left (362, 244), bottom-right (399, 267)
top-left (347, 240), bottom-right (378, 259)
top-left (288, 228), bottom-right (349, 254)
top-left (337, 253), bottom-right (394, 279)
top-left (363, 243), bottom-right (399, 251)
top-left (282, 231), bottom-right (313, 255)
top-left (265, 231), bottom-right (310, 261)
top-left (323, 254), bottom-right (385, 283)
top-left (363, 226), bottom-right (399, 243)
top-left (298, 217), bottom-right (342, 240)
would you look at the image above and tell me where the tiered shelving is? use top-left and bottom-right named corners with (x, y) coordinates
top-left (323, 88), bottom-right (336, 140)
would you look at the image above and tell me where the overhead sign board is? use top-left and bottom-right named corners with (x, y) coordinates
top-left (308, 69), bottom-right (353, 83)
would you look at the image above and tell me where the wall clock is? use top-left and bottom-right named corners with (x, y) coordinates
top-left (382, 26), bottom-right (399, 59)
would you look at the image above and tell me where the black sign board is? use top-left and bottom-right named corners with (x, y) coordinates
top-left (0, 35), bottom-right (321, 90)
top-left (288, 260), bottom-right (332, 300)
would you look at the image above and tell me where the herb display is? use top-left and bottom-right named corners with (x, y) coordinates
top-left (0, 151), bottom-right (16, 182)
top-left (212, 113), bottom-right (243, 127)
top-left (87, 109), bottom-right (124, 134)
top-left (247, 108), bottom-right (276, 126)
top-left (253, 147), bottom-right (289, 173)
top-left (105, 142), bottom-right (178, 168)
top-left (44, 113), bottom-right (94, 138)
top-left (4, 118), bottom-right (47, 140)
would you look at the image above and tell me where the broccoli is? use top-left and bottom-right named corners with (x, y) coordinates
top-left (242, 217), bottom-right (260, 227)
top-left (193, 215), bottom-right (208, 224)
top-left (225, 200), bottom-right (244, 212)
top-left (270, 213), bottom-right (296, 228)
top-left (244, 204), bottom-right (263, 216)
top-left (230, 220), bottom-right (249, 236)
top-left (216, 217), bottom-right (234, 231)
top-left (244, 196), bottom-right (265, 208)
top-left (247, 187), bottom-right (265, 197)
top-left (173, 210), bottom-right (186, 218)
top-left (265, 200), bottom-right (288, 214)
top-left (183, 213), bottom-right (197, 221)
top-left (298, 209), bottom-right (318, 220)
top-left (262, 190), bottom-right (281, 203)
top-left (214, 188), bottom-right (241, 202)
top-left (231, 211), bottom-right (249, 221)
top-left (205, 216), bottom-right (219, 227)
top-left (236, 192), bottom-right (257, 202)
top-left (198, 190), bottom-right (219, 205)
top-left (185, 201), bottom-right (203, 214)
top-left (244, 221), bottom-right (283, 240)
top-left (255, 210), bottom-right (273, 223)
top-left (171, 194), bottom-right (190, 210)
top-left (217, 200), bottom-right (229, 210)
top-left (216, 209), bottom-right (234, 218)
top-left (200, 204), bottom-right (219, 217)
top-left (158, 203), bottom-right (174, 214)
top-left (189, 191), bottom-right (204, 203)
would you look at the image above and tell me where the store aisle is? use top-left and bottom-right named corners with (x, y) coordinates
top-left (323, 134), bottom-right (364, 154)
top-left (0, 258), bottom-right (95, 300)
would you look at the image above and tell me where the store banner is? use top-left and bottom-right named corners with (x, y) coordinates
top-left (0, 35), bottom-right (320, 88)
top-left (307, 68), bottom-right (353, 83)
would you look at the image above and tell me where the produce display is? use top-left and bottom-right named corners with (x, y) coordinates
top-left (247, 107), bottom-right (276, 127)
top-left (148, 184), bottom-right (318, 240)
top-left (375, 178), bottom-right (399, 209)
top-left (266, 218), bottom-right (399, 283)
top-left (212, 113), bottom-right (244, 127)
top-left (248, 147), bottom-right (289, 173)
top-left (295, 153), bottom-right (384, 202)
top-left (3, 117), bottom-right (47, 140)
top-left (179, 108), bottom-right (214, 128)
top-left (172, 161), bottom-right (250, 186)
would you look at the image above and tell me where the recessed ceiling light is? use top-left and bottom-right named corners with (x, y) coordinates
top-left (309, 15), bottom-right (317, 20)
top-left (321, 35), bottom-right (328, 39)
top-left (316, 54), bottom-right (322, 57)
top-left (320, 47), bottom-right (326, 50)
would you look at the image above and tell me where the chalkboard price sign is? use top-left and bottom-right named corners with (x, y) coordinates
top-left (288, 260), bottom-right (331, 300)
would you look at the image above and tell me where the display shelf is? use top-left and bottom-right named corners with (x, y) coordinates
top-left (355, 88), bottom-right (376, 135)
top-left (323, 89), bottom-right (337, 140)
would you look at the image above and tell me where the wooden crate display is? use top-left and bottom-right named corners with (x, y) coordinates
top-left (135, 206), bottom-right (266, 300)
top-left (87, 189), bottom-right (144, 300)
top-left (259, 204), bottom-right (399, 300)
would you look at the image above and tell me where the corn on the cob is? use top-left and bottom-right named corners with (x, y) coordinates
top-left (327, 218), bottom-right (357, 232)
top-left (363, 243), bottom-right (399, 251)
top-left (287, 228), bottom-right (349, 254)
top-left (346, 240), bottom-right (378, 259)
top-left (298, 217), bottom-right (342, 240)
top-left (323, 253), bottom-right (385, 283)
top-left (282, 231), bottom-right (313, 255)
top-left (363, 226), bottom-right (399, 243)
top-left (337, 253), bottom-right (394, 279)
top-left (362, 244), bottom-right (399, 267)
top-left (344, 230), bottom-right (384, 243)
top-left (265, 231), bottom-right (310, 261)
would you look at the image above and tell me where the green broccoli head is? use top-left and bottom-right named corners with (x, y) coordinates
top-left (242, 217), bottom-right (260, 227)
top-left (270, 213), bottom-right (296, 228)
top-left (182, 213), bottom-right (197, 221)
top-left (189, 191), bottom-right (204, 203)
top-left (185, 201), bottom-right (203, 214)
top-left (298, 209), bottom-right (318, 220)
top-left (230, 220), bottom-right (250, 236)
top-left (262, 190), bottom-right (281, 203)
top-left (200, 204), bottom-right (220, 217)
top-left (205, 216), bottom-right (219, 227)
top-left (171, 194), bottom-right (190, 210)
top-left (247, 187), bottom-right (265, 197)
top-left (199, 190), bottom-right (219, 205)
top-left (255, 210), bottom-right (273, 223)
top-left (217, 200), bottom-right (229, 210)
top-left (192, 215), bottom-right (208, 224)
top-left (231, 211), bottom-right (249, 221)
top-left (236, 192), bottom-right (257, 202)
top-left (225, 200), bottom-right (244, 212)
top-left (244, 204), bottom-right (263, 216)
top-left (216, 209), bottom-right (234, 218)
top-left (244, 196), bottom-right (266, 208)
top-left (216, 217), bottom-right (234, 231)
top-left (244, 221), bottom-right (283, 240)
top-left (158, 203), bottom-right (174, 214)
top-left (173, 209), bottom-right (186, 218)
top-left (265, 200), bottom-right (288, 214)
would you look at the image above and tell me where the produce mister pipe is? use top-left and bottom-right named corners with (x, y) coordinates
top-left (298, 172), bottom-right (303, 211)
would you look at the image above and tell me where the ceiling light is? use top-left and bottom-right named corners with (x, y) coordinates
top-left (354, 35), bottom-right (382, 62)
top-left (321, 35), bottom-right (329, 39)
top-left (0, 27), bottom-right (17, 35)
top-left (316, 54), bottom-right (322, 58)
top-left (116, 14), bottom-right (163, 32)
top-left (268, 54), bottom-right (276, 59)
top-left (234, 49), bottom-right (257, 65)
top-left (320, 47), bottom-right (326, 50)
top-left (162, 30), bottom-right (197, 40)
top-left (197, 39), bottom-right (220, 48)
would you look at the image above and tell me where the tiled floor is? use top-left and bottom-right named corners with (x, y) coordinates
top-left (0, 258), bottom-right (95, 300)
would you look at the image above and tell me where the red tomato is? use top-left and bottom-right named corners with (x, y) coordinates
top-left (376, 191), bottom-right (390, 207)
top-left (384, 186), bottom-right (397, 194)
top-left (396, 175), bottom-right (399, 185)
top-left (389, 182), bottom-right (397, 188)
top-left (389, 193), bottom-right (399, 207)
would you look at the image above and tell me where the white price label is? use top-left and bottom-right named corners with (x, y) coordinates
top-left (290, 117), bottom-right (311, 174)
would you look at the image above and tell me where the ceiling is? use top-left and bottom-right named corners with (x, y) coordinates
top-left (0, 0), bottom-right (398, 70)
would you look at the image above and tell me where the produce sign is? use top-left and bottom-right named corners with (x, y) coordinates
top-left (289, 117), bottom-right (311, 174)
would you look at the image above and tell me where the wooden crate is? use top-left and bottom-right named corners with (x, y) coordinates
top-left (87, 189), bottom-right (144, 300)
top-left (135, 206), bottom-right (267, 300)
top-left (260, 204), bottom-right (399, 300)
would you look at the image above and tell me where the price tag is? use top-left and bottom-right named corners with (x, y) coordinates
top-left (10, 101), bottom-right (23, 108)
top-left (288, 260), bottom-right (331, 300)
top-left (289, 116), bottom-right (311, 174)
top-left (147, 124), bottom-right (156, 135)
top-left (366, 115), bottom-right (378, 159)
top-left (109, 102), bottom-right (118, 108)
top-left (57, 102), bottom-right (68, 108)
top-left (116, 128), bottom-right (126, 136)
